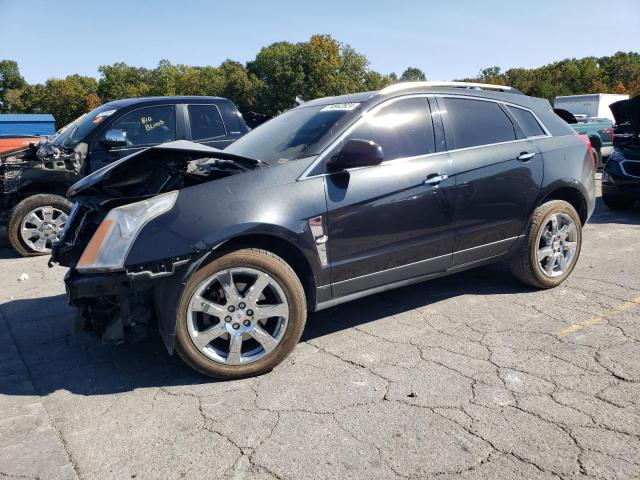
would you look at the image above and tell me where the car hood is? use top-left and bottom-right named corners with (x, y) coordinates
top-left (67, 140), bottom-right (263, 198)
top-left (610, 96), bottom-right (640, 133)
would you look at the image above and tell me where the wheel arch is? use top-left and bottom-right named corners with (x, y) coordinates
top-left (203, 233), bottom-right (318, 310)
top-left (538, 185), bottom-right (589, 225)
top-left (17, 180), bottom-right (72, 198)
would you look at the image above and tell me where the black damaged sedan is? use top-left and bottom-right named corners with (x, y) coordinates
top-left (53, 82), bottom-right (596, 378)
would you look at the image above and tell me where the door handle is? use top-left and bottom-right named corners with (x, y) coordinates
top-left (518, 152), bottom-right (536, 161)
top-left (424, 174), bottom-right (448, 186)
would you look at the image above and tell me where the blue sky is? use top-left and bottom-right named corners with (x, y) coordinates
top-left (1, 0), bottom-right (638, 84)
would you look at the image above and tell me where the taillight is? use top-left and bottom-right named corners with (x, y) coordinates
top-left (576, 134), bottom-right (597, 169)
top-left (599, 128), bottom-right (613, 141)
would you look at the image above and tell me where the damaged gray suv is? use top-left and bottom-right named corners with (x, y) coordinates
top-left (52, 82), bottom-right (596, 378)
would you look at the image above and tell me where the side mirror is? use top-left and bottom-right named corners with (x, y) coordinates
top-left (102, 129), bottom-right (127, 148)
top-left (327, 139), bottom-right (384, 171)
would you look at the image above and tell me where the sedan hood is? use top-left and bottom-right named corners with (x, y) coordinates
top-left (68, 140), bottom-right (263, 198)
top-left (610, 96), bottom-right (640, 133)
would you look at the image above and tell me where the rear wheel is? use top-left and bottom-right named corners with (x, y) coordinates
top-left (511, 200), bottom-right (582, 288)
top-left (175, 248), bottom-right (307, 379)
top-left (602, 193), bottom-right (634, 210)
top-left (8, 194), bottom-right (72, 257)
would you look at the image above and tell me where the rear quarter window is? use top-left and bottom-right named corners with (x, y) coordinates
top-left (507, 105), bottom-right (546, 137)
top-left (442, 97), bottom-right (516, 149)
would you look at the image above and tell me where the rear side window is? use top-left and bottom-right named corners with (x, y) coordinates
top-left (343, 97), bottom-right (435, 161)
top-left (507, 106), bottom-right (546, 137)
top-left (442, 97), bottom-right (516, 149)
top-left (110, 105), bottom-right (176, 146)
top-left (188, 104), bottom-right (227, 140)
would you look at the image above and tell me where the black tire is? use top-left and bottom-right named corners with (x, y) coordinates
top-left (175, 248), bottom-right (307, 379)
top-left (602, 193), bottom-right (634, 210)
top-left (594, 149), bottom-right (603, 171)
top-left (510, 200), bottom-right (582, 289)
top-left (8, 194), bottom-right (73, 257)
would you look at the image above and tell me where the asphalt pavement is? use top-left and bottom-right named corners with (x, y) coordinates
top-left (1, 180), bottom-right (639, 479)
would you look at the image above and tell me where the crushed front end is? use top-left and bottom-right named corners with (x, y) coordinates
top-left (0, 142), bottom-right (81, 221)
top-left (51, 141), bottom-right (259, 349)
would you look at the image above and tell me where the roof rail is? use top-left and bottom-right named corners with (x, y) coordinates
top-left (380, 81), bottom-right (523, 95)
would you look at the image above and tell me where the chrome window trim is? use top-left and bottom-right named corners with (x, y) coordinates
top-left (298, 93), bottom-right (552, 181)
top-left (620, 160), bottom-right (640, 179)
top-left (438, 94), bottom-right (552, 138)
top-left (503, 103), bottom-right (551, 138)
top-left (298, 93), bottom-right (435, 180)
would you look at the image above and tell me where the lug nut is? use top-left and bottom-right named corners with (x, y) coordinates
top-left (243, 319), bottom-right (251, 326)
top-left (238, 302), bottom-right (246, 309)
top-left (227, 305), bottom-right (235, 312)
top-left (246, 309), bottom-right (253, 316)
top-left (232, 323), bottom-right (240, 330)
top-left (225, 316), bottom-right (232, 322)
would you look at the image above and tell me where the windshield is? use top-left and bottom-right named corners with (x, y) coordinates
top-left (51, 104), bottom-right (118, 148)
top-left (226, 103), bottom-right (358, 162)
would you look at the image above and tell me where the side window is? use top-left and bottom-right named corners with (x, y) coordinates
top-left (507, 105), bottom-right (546, 137)
top-left (110, 105), bottom-right (176, 146)
top-left (188, 104), bottom-right (227, 140)
top-left (443, 97), bottom-right (516, 149)
top-left (341, 97), bottom-right (435, 161)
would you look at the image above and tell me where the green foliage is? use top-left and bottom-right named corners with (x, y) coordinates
top-left (2, 40), bottom-right (639, 129)
top-left (462, 52), bottom-right (640, 101)
top-left (400, 67), bottom-right (427, 82)
top-left (0, 59), bottom-right (26, 112)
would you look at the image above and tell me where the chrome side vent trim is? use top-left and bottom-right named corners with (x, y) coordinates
top-left (308, 216), bottom-right (328, 268)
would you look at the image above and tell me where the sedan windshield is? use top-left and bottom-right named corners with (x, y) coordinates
top-left (226, 104), bottom-right (358, 163)
top-left (52, 104), bottom-right (118, 149)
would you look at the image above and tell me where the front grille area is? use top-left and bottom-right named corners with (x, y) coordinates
top-left (622, 161), bottom-right (640, 178)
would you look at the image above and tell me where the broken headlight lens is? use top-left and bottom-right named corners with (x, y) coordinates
top-left (77, 191), bottom-right (178, 272)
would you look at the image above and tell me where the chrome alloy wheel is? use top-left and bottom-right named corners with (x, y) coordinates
top-left (20, 206), bottom-right (68, 253)
top-left (536, 212), bottom-right (578, 278)
top-left (187, 268), bottom-right (289, 365)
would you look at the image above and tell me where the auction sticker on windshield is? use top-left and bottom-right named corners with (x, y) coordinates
top-left (320, 103), bottom-right (360, 111)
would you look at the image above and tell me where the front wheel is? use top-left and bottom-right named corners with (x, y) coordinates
top-left (175, 248), bottom-right (307, 379)
top-left (8, 194), bottom-right (73, 257)
top-left (511, 200), bottom-right (582, 289)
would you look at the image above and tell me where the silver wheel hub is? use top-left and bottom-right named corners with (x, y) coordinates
top-left (20, 206), bottom-right (68, 253)
top-left (536, 212), bottom-right (578, 278)
top-left (187, 267), bottom-right (289, 366)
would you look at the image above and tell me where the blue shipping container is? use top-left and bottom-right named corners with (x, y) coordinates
top-left (0, 114), bottom-right (56, 136)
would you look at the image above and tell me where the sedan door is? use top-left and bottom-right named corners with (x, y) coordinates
top-left (437, 96), bottom-right (543, 265)
top-left (323, 96), bottom-right (456, 297)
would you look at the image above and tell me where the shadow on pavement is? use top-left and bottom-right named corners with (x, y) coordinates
top-left (0, 263), bottom-right (530, 397)
top-left (3, 199), bottom-right (636, 397)
top-left (587, 198), bottom-right (640, 225)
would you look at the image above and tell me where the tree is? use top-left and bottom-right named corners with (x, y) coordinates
top-left (0, 60), bottom-right (26, 112)
top-left (97, 62), bottom-right (151, 101)
top-left (248, 41), bottom-right (307, 114)
top-left (399, 67), bottom-right (426, 82)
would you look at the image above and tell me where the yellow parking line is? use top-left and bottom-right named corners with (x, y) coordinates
top-left (558, 294), bottom-right (640, 337)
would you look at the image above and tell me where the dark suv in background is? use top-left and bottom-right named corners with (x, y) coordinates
top-left (1, 96), bottom-right (248, 256)
top-left (602, 95), bottom-right (640, 209)
top-left (53, 81), bottom-right (596, 379)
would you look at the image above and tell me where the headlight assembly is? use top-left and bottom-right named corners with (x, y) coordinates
top-left (77, 191), bottom-right (178, 272)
